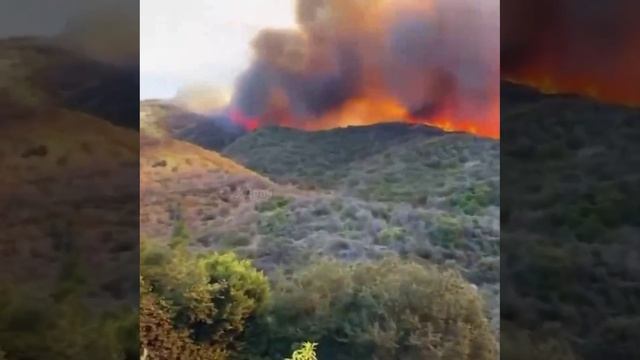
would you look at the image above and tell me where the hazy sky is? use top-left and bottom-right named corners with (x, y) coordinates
top-left (0, 0), bottom-right (137, 37)
top-left (141, 0), bottom-right (298, 100)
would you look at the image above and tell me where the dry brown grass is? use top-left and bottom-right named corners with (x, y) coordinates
top-left (0, 109), bottom-right (138, 303)
top-left (141, 138), bottom-right (264, 187)
top-left (140, 138), bottom-right (285, 242)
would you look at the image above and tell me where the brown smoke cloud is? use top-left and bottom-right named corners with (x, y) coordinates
top-left (56, 2), bottom-right (139, 66)
top-left (502, 0), bottom-right (640, 105)
top-left (230, 0), bottom-right (499, 138)
top-left (173, 84), bottom-right (231, 115)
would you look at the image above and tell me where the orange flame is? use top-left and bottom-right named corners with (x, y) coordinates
top-left (505, 63), bottom-right (640, 106)
top-left (229, 108), bottom-right (259, 131)
top-left (231, 94), bottom-right (499, 139)
top-left (230, 0), bottom-right (500, 138)
top-left (502, 0), bottom-right (640, 106)
top-left (301, 95), bottom-right (499, 139)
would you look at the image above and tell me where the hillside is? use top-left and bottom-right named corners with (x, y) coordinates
top-left (0, 37), bottom-right (138, 128)
top-left (140, 100), bottom-right (245, 150)
top-left (0, 108), bottom-right (139, 302)
top-left (1, 39), bottom-right (140, 296)
top-left (0, 37), bottom-right (140, 358)
top-left (501, 81), bottom-right (640, 359)
top-left (139, 115), bottom-right (500, 337)
top-left (140, 137), bottom-right (279, 240)
top-left (224, 123), bottom-right (499, 215)
top-left (223, 123), bottom-right (445, 186)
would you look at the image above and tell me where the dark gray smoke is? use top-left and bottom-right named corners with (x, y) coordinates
top-left (233, 40), bottom-right (361, 120)
top-left (231, 0), bottom-right (499, 129)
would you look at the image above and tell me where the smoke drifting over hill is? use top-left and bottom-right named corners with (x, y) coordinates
top-left (57, 3), bottom-right (138, 66)
top-left (230, 0), bottom-right (499, 137)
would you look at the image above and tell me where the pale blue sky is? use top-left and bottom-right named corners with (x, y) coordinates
top-left (140, 0), bottom-right (297, 100)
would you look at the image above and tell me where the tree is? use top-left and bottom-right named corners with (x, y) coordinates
top-left (140, 241), bottom-right (270, 359)
top-left (242, 258), bottom-right (496, 360)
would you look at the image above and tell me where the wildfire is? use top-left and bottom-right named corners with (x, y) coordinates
top-left (505, 64), bottom-right (640, 107)
top-left (299, 95), bottom-right (500, 138)
top-left (299, 96), bottom-right (408, 131)
top-left (423, 107), bottom-right (499, 138)
top-left (230, 93), bottom-right (499, 139)
top-left (502, 0), bottom-right (640, 106)
top-left (227, 0), bottom-right (499, 138)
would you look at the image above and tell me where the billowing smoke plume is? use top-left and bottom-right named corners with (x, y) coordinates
top-left (230, 0), bottom-right (499, 137)
top-left (56, 1), bottom-right (139, 66)
top-left (502, 0), bottom-right (640, 104)
top-left (173, 84), bottom-right (231, 115)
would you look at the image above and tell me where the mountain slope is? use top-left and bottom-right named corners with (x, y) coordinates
top-left (142, 122), bottom-right (499, 333)
top-left (0, 108), bottom-right (139, 301)
top-left (0, 36), bottom-right (141, 358)
top-left (223, 123), bottom-right (445, 187)
top-left (335, 133), bottom-right (499, 212)
top-left (0, 37), bottom-right (138, 129)
top-left (140, 137), bottom-right (278, 241)
top-left (224, 124), bottom-right (498, 215)
top-left (501, 81), bottom-right (640, 359)
top-left (139, 96), bottom-right (500, 332)
top-left (141, 100), bottom-right (245, 150)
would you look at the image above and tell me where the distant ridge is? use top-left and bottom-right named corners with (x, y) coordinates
top-left (0, 36), bottom-right (139, 129)
top-left (141, 100), bottom-right (245, 151)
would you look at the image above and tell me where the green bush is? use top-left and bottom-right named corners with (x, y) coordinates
top-left (501, 323), bottom-right (579, 360)
top-left (255, 196), bottom-right (291, 213)
top-left (140, 241), bottom-right (270, 359)
top-left (450, 184), bottom-right (496, 215)
top-left (0, 242), bottom-right (137, 360)
top-left (0, 283), bottom-right (137, 360)
top-left (219, 232), bottom-right (252, 248)
top-left (375, 226), bottom-right (406, 245)
top-left (241, 258), bottom-right (496, 360)
top-left (258, 208), bottom-right (290, 236)
top-left (140, 277), bottom-right (227, 360)
top-left (432, 215), bottom-right (464, 248)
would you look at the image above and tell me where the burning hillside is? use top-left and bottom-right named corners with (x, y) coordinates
top-left (228, 0), bottom-right (499, 138)
top-left (502, 0), bottom-right (640, 105)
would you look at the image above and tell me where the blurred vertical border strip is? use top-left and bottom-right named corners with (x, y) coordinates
top-left (0, 1), bottom-right (140, 359)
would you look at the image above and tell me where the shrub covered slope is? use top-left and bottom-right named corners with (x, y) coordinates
top-left (140, 109), bottom-right (500, 359)
top-left (501, 81), bottom-right (640, 359)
